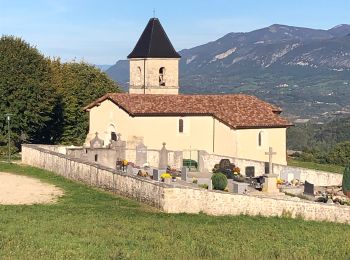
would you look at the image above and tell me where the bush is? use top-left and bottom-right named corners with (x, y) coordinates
top-left (342, 165), bottom-right (350, 196)
top-left (211, 172), bottom-right (227, 191)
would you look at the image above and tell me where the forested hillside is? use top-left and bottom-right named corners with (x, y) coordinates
top-left (287, 116), bottom-right (350, 165)
top-left (0, 36), bottom-right (121, 153)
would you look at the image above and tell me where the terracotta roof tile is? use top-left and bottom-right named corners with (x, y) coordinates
top-left (84, 93), bottom-right (292, 129)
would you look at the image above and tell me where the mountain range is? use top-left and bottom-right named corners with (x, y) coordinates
top-left (105, 24), bottom-right (350, 120)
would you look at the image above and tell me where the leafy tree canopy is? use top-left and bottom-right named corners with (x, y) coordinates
top-left (0, 35), bottom-right (59, 147)
top-left (50, 60), bottom-right (120, 145)
top-left (0, 36), bottom-right (121, 150)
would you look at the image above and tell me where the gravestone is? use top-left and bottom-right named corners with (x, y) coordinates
top-left (303, 181), bottom-right (315, 196)
top-left (90, 132), bottom-right (104, 148)
top-left (233, 181), bottom-right (249, 194)
top-left (181, 167), bottom-right (188, 181)
top-left (109, 133), bottom-right (126, 159)
top-left (153, 169), bottom-right (166, 181)
top-left (227, 179), bottom-right (234, 192)
top-left (159, 142), bottom-right (168, 170)
top-left (219, 159), bottom-right (233, 170)
top-left (126, 164), bottom-right (134, 175)
top-left (262, 147), bottom-right (279, 193)
top-left (136, 143), bottom-right (147, 167)
top-left (245, 166), bottom-right (255, 177)
top-left (208, 180), bottom-right (213, 190)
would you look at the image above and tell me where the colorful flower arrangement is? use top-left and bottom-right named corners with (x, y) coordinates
top-left (276, 178), bottom-right (284, 185)
top-left (160, 173), bottom-right (172, 179)
top-left (233, 167), bottom-right (240, 175)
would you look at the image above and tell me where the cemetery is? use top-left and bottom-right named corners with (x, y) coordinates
top-left (63, 133), bottom-right (350, 207)
top-left (21, 143), bottom-right (350, 224)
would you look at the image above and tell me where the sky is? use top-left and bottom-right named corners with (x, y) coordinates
top-left (0, 0), bottom-right (349, 64)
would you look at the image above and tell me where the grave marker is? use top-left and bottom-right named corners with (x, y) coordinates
top-left (181, 167), bottom-right (188, 181)
top-left (126, 164), bottom-right (134, 175)
top-left (304, 181), bottom-right (315, 196)
top-left (153, 169), bottom-right (166, 181)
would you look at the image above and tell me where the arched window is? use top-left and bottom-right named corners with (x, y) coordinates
top-left (111, 132), bottom-right (117, 141)
top-left (137, 66), bottom-right (142, 84)
top-left (258, 131), bottom-right (263, 147)
top-left (159, 67), bottom-right (165, 86)
top-left (179, 119), bottom-right (184, 133)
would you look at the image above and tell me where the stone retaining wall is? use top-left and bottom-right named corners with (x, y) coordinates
top-left (22, 144), bottom-right (166, 208)
top-left (21, 144), bottom-right (350, 224)
top-left (198, 151), bottom-right (343, 186)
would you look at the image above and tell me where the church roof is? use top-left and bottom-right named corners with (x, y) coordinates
top-left (84, 93), bottom-right (292, 129)
top-left (127, 18), bottom-right (181, 59)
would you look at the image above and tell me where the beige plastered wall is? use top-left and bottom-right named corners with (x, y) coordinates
top-left (129, 58), bottom-right (179, 94)
top-left (86, 99), bottom-right (287, 165)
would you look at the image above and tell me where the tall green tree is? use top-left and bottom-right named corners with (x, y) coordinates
top-left (51, 60), bottom-right (120, 145)
top-left (327, 141), bottom-right (350, 166)
top-left (0, 36), bottom-right (60, 149)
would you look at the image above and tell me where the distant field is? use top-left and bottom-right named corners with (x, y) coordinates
top-left (287, 158), bottom-right (344, 174)
top-left (0, 163), bottom-right (349, 259)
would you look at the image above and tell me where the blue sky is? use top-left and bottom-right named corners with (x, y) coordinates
top-left (0, 0), bottom-right (349, 64)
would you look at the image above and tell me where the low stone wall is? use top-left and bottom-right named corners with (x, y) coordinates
top-left (21, 144), bottom-right (350, 224)
top-left (22, 145), bottom-right (166, 209)
top-left (163, 188), bottom-right (350, 223)
top-left (198, 151), bottom-right (343, 187)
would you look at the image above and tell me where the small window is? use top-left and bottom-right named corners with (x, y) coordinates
top-left (94, 154), bottom-right (98, 162)
top-left (258, 131), bottom-right (262, 147)
top-left (85, 149), bottom-right (88, 154)
top-left (179, 119), bottom-right (184, 133)
top-left (159, 67), bottom-right (165, 86)
top-left (111, 132), bottom-right (117, 141)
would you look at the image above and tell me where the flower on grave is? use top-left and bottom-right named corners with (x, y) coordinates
top-left (161, 173), bottom-right (172, 179)
top-left (123, 159), bottom-right (128, 166)
top-left (233, 167), bottom-right (240, 174)
top-left (276, 178), bottom-right (283, 185)
top-left (192, 177), bottom-right (198, 184)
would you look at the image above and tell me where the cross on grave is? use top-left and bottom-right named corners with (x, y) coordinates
top-left (262, 146), bottom-right (279, 193)
top-left (265, 147), bottom-right (276, 175)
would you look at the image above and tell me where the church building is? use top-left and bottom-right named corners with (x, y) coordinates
top-left (84, 18), bottom-right (291, 165)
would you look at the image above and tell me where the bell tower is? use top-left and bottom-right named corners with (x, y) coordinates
top-left (127, 18), bottom-right (181, 95)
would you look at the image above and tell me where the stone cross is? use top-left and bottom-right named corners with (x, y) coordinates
top-left (265, 147), bottom-right (276, 175)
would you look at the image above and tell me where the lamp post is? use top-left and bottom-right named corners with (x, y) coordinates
top-left (5, 114), bottom-right (12, 163)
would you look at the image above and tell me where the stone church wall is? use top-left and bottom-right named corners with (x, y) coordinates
top-left (198, 151), bottom-right (342, 187)
top-left (21, 144), bottom-right (350, 224)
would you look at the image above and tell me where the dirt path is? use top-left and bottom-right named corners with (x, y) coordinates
top-left (0, 172), bottom-right (64, 205)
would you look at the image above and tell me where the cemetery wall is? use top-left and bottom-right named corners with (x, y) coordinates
top-left (162, 187), bottom-right (350, 224)
top-left (198, 151), bottom-right (342, 186)
top-left (22, 144), bottom-right (166, 209)
top-left (22, 144), bottom-right (350, 224)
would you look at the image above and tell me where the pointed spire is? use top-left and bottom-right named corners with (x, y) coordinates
top-left (127, 18), bottom-right (181, 59)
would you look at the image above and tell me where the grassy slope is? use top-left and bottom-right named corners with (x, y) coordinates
top-left (0, 163), bottom-right (349, 259)
top-left (287, 158), bottom-right (344, 174)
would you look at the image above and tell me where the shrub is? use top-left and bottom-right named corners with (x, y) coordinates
top-left (199, 184), bottom-right (208, 189)
top-left (342, 165), bottom-right (350, 196)
top-left (211, 172), bottom-right (228, 191)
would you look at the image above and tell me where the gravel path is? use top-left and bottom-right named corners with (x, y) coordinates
top-left (0, 172), bottom-right (63, 205)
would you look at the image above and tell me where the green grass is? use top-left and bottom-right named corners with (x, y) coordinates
top-left (0, 163), bottom-right (350, 259)
top-left (287, 158), bottom-right (345, 174)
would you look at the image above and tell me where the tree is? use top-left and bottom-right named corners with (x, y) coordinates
top-left (327, 141), bottom-right (350, 166)
top-left (342, 165), bottom-right (350, 197)
top-left (50, 60), bottom-right (120, 145)
top-left (0, 36), bottom-right (60, 148)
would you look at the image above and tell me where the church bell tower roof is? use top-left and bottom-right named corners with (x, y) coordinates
top-left (127, 18), bottom-right (181, 59)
